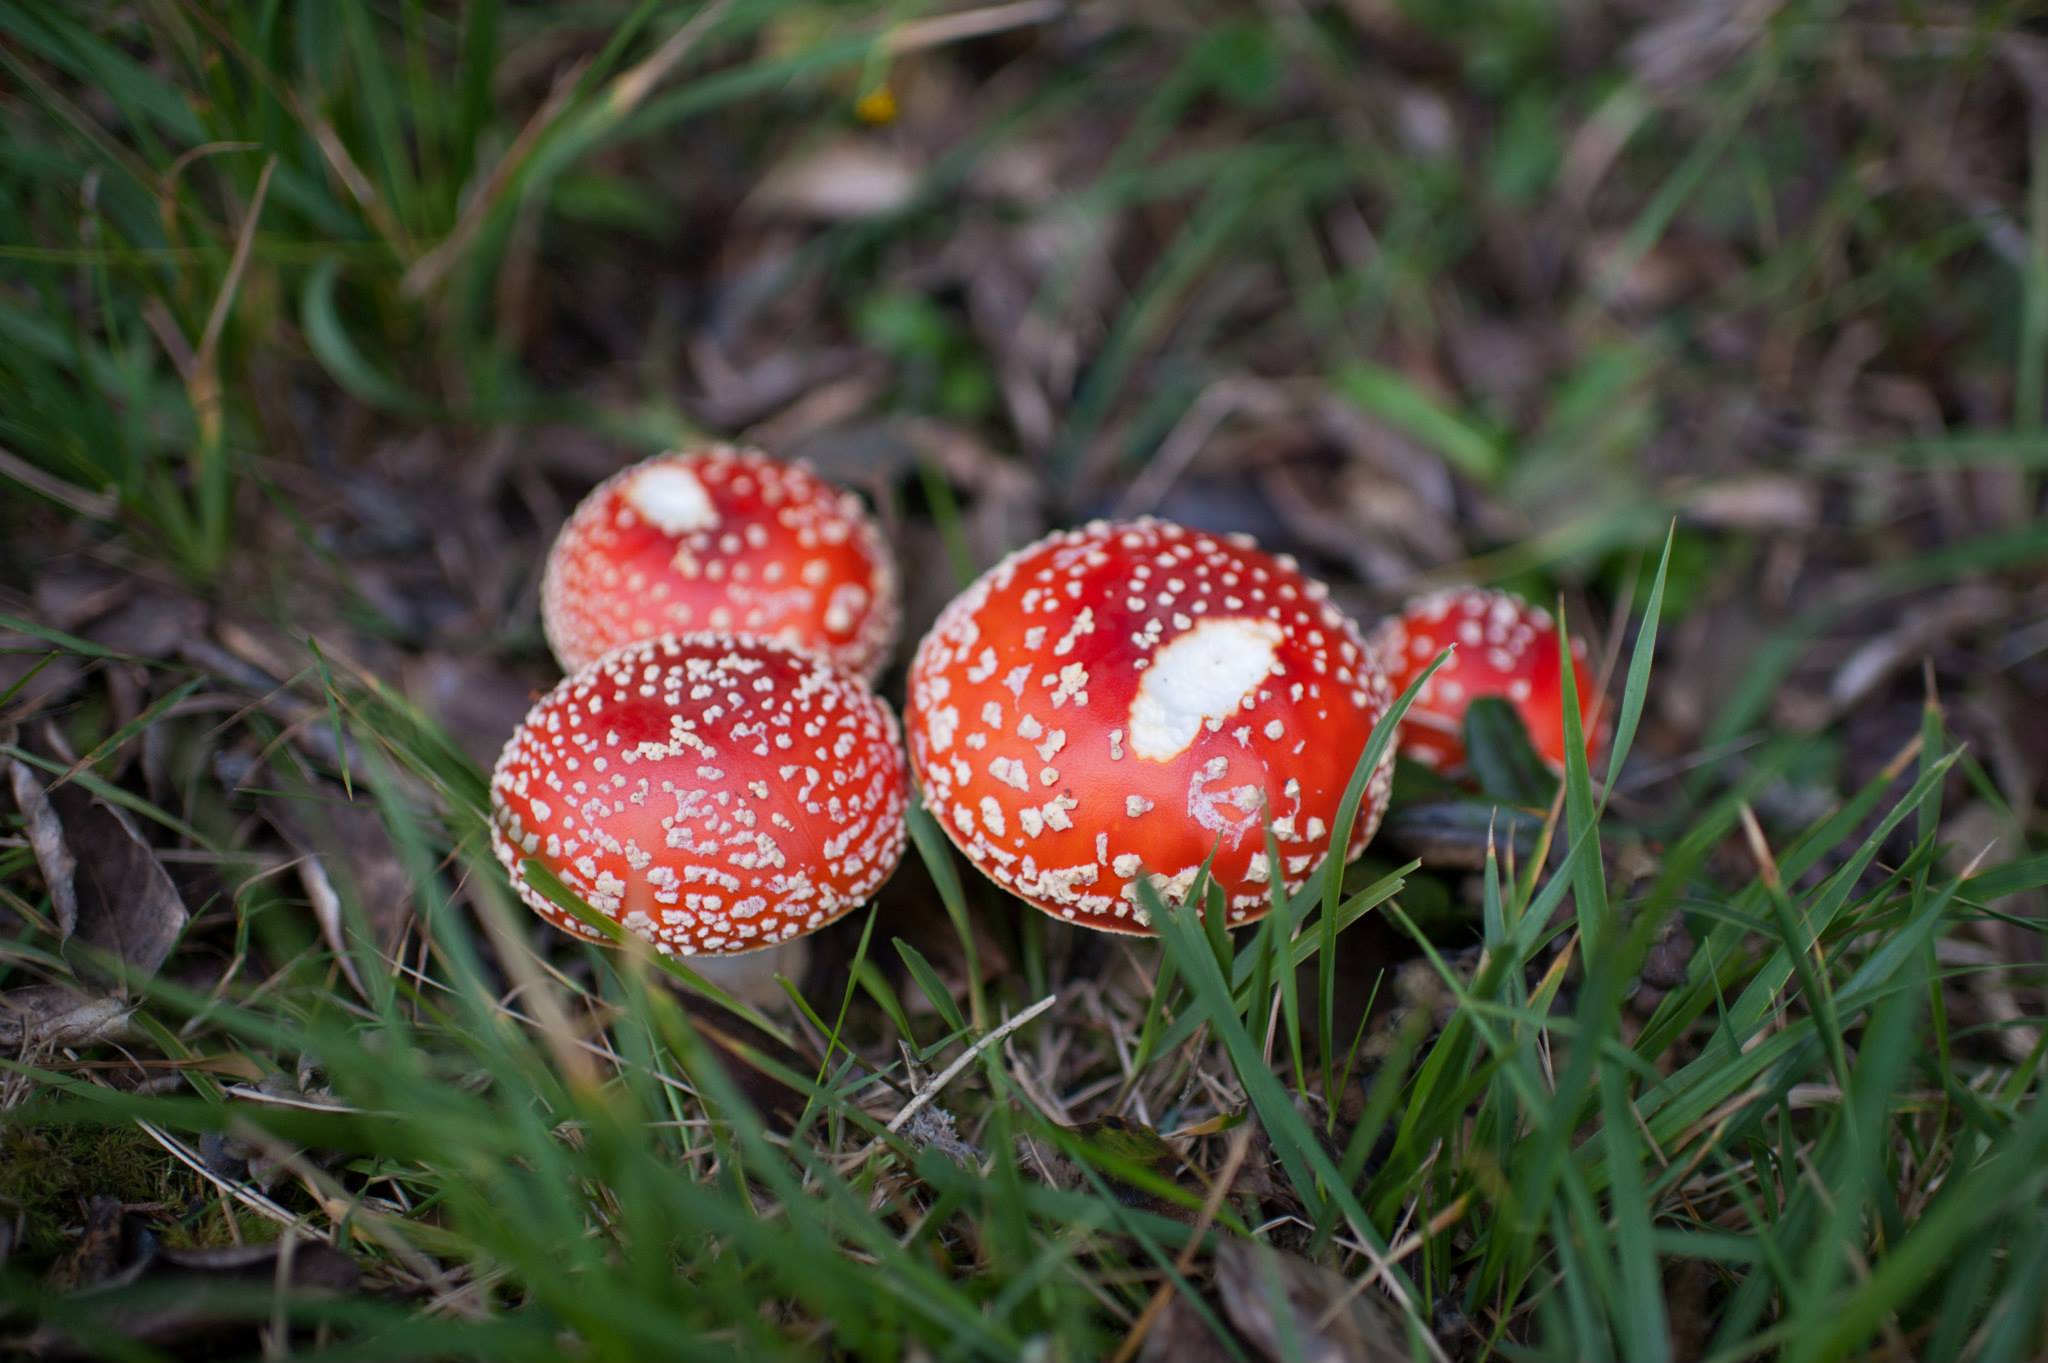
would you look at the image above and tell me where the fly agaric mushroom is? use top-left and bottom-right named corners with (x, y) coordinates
top-left (490, 632), bottom-right (909, 957)
top-left (541, 445), bottom-right (901, 680)
top-left (1368, 587), bottom-right (1607, 773)
top-left (904, 519), bottom-right (1393, 932)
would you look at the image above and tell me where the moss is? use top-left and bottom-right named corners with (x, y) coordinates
top-left (0, 1123), bottom-right (195, 1264)
top-left (158, 1198), bottom-right (281, 1252)
top-left (0, 1122), bottom-right (284, 1266)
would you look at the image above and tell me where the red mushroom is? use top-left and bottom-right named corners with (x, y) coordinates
top-left (1368, 587), bottom-right (1607, 773)
top-left (490, 632), bottom-right (909, 957)
top-left (540, 445), bottom-right (900, 680)
top-left (903, 519), bottom-right (1393, 933)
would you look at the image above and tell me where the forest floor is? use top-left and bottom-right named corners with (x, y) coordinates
top-left (1, 3), bottom-right (2045, 1360)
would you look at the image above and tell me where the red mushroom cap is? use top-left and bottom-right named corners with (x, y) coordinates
top-left (1368, 587), bottom-right (1607, 773)
top-left (904, 519), bottom-right (1393, 933)
top-left (541, 445), bottom-right (901, 680)
top-left (490, 632), bottom-right (909, 956)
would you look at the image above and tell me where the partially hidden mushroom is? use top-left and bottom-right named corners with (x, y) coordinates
top-left (1368, 587), bottom-right (1607, 773)
top-left (541, 445), bottom-right (901, 680)
top-left (490, 633), bottom-right (909, 967)
top-left (903, 518), bottom-right (1394, 933)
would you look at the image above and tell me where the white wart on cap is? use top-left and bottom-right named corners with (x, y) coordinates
top-left (490, 633), bottom-right (909, 956)
top-left (541, 445), bottom-right (901, 680)
top-left (904, 519), bottom-right (1394, 932)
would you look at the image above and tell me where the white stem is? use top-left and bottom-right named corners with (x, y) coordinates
top-left (685, 937), bottom-right (813, 1007)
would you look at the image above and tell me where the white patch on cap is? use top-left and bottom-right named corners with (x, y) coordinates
top-left (628, 464), bottom-right (720, 536)
top-left (1127, 618), bottom-right (1284, 761)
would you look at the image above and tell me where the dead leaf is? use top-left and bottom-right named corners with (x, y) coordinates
top-left (296, 854), bottom-right (372, 1005)
top-left (79, 586), bottom-right (207, 660)
top-left (745, 371), bottom-right (890, 454)
top-left (750, 139), bottom-right (921, 220)
top-left (1681, 474), bottom-right (1820, 532)
top-left (160, 1238), bottom-right (360, 1292)
top-left (0, 985), bottom-right (131, 1051)
top-left (269, 792), bottom-right (416, 966)
top-left (1624, 0), bottom-right (1778, 96)
top-left (1577, 229), bottom-right (1737, 312)
top-left (1214, 1239), bottom-right (1411, 1363)
top-left (1827, 585), bottom-right (2012, 711)
top-left (46, 1196), bottom-right (151, 1295)
top-left (5, 756), bottom-right (78, 938)
top-left (47, 783), bottom-right (188, 986)
top-left (30, 561), bottom-right (132, 631)
top-left (1137, 1290), bottom-right (1241, 1363)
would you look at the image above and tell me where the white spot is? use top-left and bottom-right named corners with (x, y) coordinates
top-left (1052, 608), bottom-right (1096, 656)
top-left (989, 756), bottom-right (1031, 790)
top-left (824, 582), bottom-right (867, 633)
top-left (1188, 756), bottom-right (1262, 848)
top-left (1048, 663), bottom-right (1089, 708)
top-left (1127, 618), bottom-right (1284, 761)
top-left (627, 464), bottom-right (719, 535)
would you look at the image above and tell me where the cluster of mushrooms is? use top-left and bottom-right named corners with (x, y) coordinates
top-left (488, 445), bottom-right (1605, 972)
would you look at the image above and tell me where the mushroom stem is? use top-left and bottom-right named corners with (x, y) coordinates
top-left (680, 938), bottom-right (812, 1007)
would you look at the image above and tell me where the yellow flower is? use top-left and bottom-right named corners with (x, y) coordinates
top-left (854, 85), bottom-right (898, 126)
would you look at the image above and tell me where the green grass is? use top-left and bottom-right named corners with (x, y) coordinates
top-left (3, 1), bottom-right (2046, 1359)
top-left (2, 536), bottom-right (2039, 1359)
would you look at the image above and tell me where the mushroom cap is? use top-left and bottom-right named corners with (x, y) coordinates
top-left (541, 445), bottom-right (901, 680)
top-left (1368, 587), bottom-right (1607, 773)
top-left (489, 632), bottom-right (909, 957)
top-left (904, 519), bottom-right (1394, 933)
